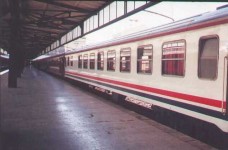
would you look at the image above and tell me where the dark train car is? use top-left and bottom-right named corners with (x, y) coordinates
top-left (0, 54), bottom-right (9, 71)
top-left (33, 54), bottom-right (65, 77)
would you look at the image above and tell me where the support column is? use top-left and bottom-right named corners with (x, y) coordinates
top-left (8, 45), bottom-right (25, 87)
top-left (16, 48), bottom-right (25, 78)
top-left (8, 52), bottom-right (19, 88)
top-left (80, 23), bottom-right (84, 36)
top-left (8, 0), bottom-right (21, 88)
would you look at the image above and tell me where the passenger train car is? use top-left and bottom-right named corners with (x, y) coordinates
top-left (34, 6), bottom-right (228, 133)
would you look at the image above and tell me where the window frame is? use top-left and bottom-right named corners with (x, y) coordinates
top-left (161, 39), bottom-right (186, 77)
top-left (107, 50), bottom-right (116, 71)
top-left (137, 44), bottom-right (153, 74)
top-left (120, 47), bottom-right (131, 73)
top-left (198, 35), bottom-right (219, 80)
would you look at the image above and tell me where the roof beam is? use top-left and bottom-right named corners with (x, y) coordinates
top-left (22, 32), bottom-right (58, 38)
top-left (23, 26), bottom-right (60, 34)
top-left (34, 0), bottom-right (92, 13)
top-left (33, 13), bottom-right (85, 23)
top-left (61, 19), bottom-right (78, 25)
top-left (22, 31), bottom-right (56, 36)
top-left (23, 9), bottom-right (84, 13)
top-left (37, 24), bottom-right (70, 31)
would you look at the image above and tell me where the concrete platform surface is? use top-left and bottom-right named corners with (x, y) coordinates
top-left (0, 67), bottom-right (216, 150)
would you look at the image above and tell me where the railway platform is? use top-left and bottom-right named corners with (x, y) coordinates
top-left (0, 66), bottom-right (215, 150)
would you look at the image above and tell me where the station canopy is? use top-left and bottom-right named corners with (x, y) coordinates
top-left (0, 1), bottom-right (113, 58)
top-left (0, 1), bottom-right (157, 59)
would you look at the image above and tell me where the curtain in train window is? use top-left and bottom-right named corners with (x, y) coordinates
top-left (107, 51), bottom-right (116, 71)
top-left (137, 45), bottom-right (152, 74)
top-left (97, 52), bottom-right (104, 70)
top-left (120, 48), bottom-right (131, 72)
top-left (162, 40), bottom-right (186, 76)
top-left (78, 55), bottom-right (82, 68)
top-left (90, 53), bottom-right (95, 69)
top-left (198, 37), bottom-right (218, 79)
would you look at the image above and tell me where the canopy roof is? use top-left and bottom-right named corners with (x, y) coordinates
top-left (0, 0), bottom-right (112, 58)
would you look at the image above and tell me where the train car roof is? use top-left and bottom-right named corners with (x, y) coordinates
top-left (32, 55), bottom-right (52, 61)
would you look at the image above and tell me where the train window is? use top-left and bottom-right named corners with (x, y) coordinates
top-left (90, 53), bottom-right (95, 69)
top-left (70, 56), bottom-right (73, 66)
top-left (198, 36), bottom-right (219, 79)
top-left (162, 40), bottom-right (186, 76)
top-left (97, 52), bottom-right (104, 70)
top-left (64, 57), bottom-right (66, 67)
top-left (120, 48), bottom-right (131, 72)
top-left (78, 55), bottom-right (82, 68)
top-left (67, 57), bottom-right (70, 66)
top-left (137, 45), bottom-right (152, 74)
top-left (65, 57), bottom-right (67, 66)
top-left (83, 54), bottom-right (88, 69)
top-left (107, 50), bottom-right (116, 71)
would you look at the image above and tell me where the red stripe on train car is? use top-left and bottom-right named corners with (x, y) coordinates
top-left (65, 71), bottom-right (223, 108)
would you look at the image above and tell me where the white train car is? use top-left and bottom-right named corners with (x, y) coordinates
top-left (34, 6), bottom-right (228, 133)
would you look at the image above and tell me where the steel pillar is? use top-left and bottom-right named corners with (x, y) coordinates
top-left (8, 52), bottom-right (19, 88)
top-left (8, 0), bottom-right (22, 88)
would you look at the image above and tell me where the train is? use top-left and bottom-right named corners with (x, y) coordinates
top-left (33, 6), bottom-right (228, 133)
top-left (0, 54), bottom-right (9, 71)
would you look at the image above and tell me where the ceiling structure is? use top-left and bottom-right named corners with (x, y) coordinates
top-left (0, 1), bottom-right (158, 59)
top-left (0, 0), bottom-right (112, 59)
